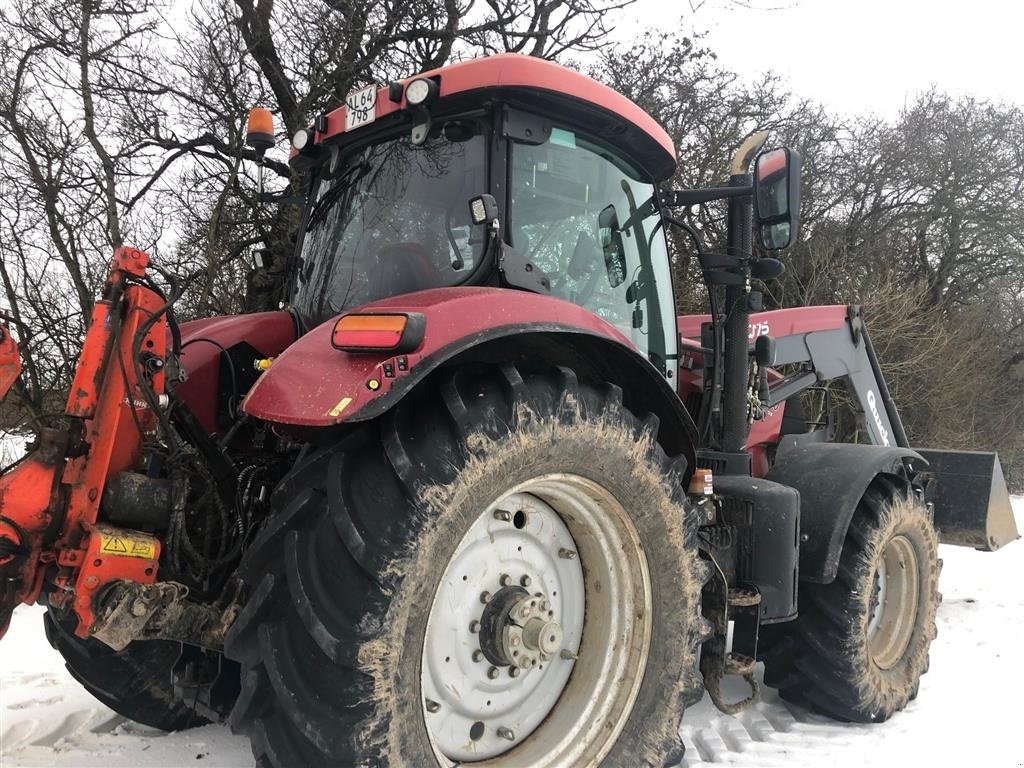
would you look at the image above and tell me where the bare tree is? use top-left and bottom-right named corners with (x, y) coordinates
top-left (597, 27), bottom-right (1024, 484)
top-left (0, 0), bottom-right (639, 429)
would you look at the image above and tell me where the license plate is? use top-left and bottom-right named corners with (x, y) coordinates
top-left (345, 85), bottom-right (377, 131)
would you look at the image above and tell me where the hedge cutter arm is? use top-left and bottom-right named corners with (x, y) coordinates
top-left (0, 247), bottom-right (166, 639)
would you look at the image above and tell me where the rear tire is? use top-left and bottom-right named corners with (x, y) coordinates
top-left (225, 363), bottom-right (706, 767)
top-left (760, 476), bottom-right (940, 722)
top-left (44, 609), bottom-right (208, 731)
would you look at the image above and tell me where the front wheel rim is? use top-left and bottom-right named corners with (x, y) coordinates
top-left (421, 473), bottom-right (652, 766)
top-left (867, 534), bottom-right (921, 670)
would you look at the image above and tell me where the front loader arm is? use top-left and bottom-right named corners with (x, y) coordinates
top-left (704, 307), bottom-right (1015, 561)
top-left (679, 304), bottom-right (908, 449)
top-left (679, 303), bottom-right (1018, 556)
top-left (0, 247), bottom-right (166, 638)
top-left (744, 305), bottom-right (1017, 552)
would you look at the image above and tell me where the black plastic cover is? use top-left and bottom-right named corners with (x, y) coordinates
top-left (713, 474), bottom-right (800, 623)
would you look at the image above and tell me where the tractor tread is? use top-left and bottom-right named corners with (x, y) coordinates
top-left (43, 610), bottom-right (211, 731)
top-left (225, 362), bottom-right (704, 767)
top-left (759, 477), bottom-right (940, 723)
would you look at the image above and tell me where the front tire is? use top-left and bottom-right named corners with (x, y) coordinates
top-left (760, 476), bottom-right (940, 722)
top-left (225, 363), bottom-right (706, 767)
top-left (44, 609), bottom-right (208, 731)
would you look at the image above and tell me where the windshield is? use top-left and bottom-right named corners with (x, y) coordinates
top-left (509, 128), bottom-right (675, 368)
top-left (292, 123), bottom-right (487, 327)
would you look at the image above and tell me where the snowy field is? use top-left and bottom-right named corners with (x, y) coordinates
top-left (1, 497), bottom-right (1021, 767)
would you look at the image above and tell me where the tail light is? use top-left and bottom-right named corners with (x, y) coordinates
top-left (331, 313), bottom-right (426, 354)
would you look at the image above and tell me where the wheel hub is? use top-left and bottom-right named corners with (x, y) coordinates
top-left (501, 593), bottom-right (563, 670)
top-left (477, 585), bottom-right (563, 669)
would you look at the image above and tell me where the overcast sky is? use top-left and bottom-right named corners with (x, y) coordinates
top-left (621, 0), bottom-right (1023, 116)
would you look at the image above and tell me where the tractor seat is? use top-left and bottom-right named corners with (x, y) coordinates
top-left (370, 242), bottom-right (444, 298)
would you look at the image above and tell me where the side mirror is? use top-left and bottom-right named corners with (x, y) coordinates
top-left (598, 205), bottom-right (627, 288)
top-left (753, 147), bottom-right (801, 250)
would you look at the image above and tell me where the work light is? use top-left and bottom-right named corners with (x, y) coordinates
top-left (406, 78), bottom-right (438, 106)
top-left (469, 194), bottom-right (498, 226)
top-left (292, 128), bottom-right (315, 151)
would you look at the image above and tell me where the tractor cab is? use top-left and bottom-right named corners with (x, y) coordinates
top-left (277, 55), bottom-right (679, 373)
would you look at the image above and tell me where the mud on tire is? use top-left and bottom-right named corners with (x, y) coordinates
top-left (224, 363), bottom-right (707, 767)
top-left (760, 475), bottom-right (940, 723)
top-left (43, 609), bottom-right (209, 731)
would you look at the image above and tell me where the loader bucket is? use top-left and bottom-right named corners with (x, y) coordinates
top-left (915, 449), bottom-right (1020, 551)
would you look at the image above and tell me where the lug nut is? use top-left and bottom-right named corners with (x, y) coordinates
top-left (469, 620), bottom-right (481, 633)
top-left (472, 650), bottom-right (485, 662)
top-left (425, 699), bottom-right (441, 713)
top-left (494, 509), bottom-right (512, 522)
top-left (497, 726), bottom-right (515, 741)
top-left (487, 666), bottom-right (500, 680)
top-left (509, 667), bottom-right (521, 678)
top-left (500, 574), bottom-right (512, 587)
top-left (520, 575), bottom-right (532, 587)
top-left (480, 591), bottom-right (492, 604)
top-left (558, 548), bottom-right (577, 559)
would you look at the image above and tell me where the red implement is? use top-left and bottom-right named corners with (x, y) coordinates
top-left (0, 247), bottom-right (165, 639)
top-left (0, 321), bottom-right (20, 401)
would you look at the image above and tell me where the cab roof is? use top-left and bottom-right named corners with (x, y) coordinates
top-left (315, 54), bottom-right (678, 181)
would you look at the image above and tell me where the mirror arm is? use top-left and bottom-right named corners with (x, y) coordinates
top-left (660, 186), bottom-right (752, 207)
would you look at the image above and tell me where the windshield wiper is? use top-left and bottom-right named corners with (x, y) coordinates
top-left (306, 161), bottom-right (370, 232)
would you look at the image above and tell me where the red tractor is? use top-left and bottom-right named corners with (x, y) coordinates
top-left (0, 54), bottom-right (1017, 766)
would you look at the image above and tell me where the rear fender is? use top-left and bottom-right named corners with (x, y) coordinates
top-left (242, 287), bottom-right (697, 466)
top-left (766, 437), bottom-right (923, 583)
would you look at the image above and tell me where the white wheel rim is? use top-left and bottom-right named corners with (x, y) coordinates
top-left (867, 555), bottom-right (888, 638)
top-left (421, 473), bottom-right (652, 766)
top-left (867, 534), bottom-right (920, 670)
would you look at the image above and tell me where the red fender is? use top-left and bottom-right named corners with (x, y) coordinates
top-left (243, 287), bottom-right (659, 428)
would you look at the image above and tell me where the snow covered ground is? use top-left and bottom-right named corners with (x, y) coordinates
top-left (0, 432), bottom-right (29, 467)
top-left (1, 498), bottom-right (1021, 767)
